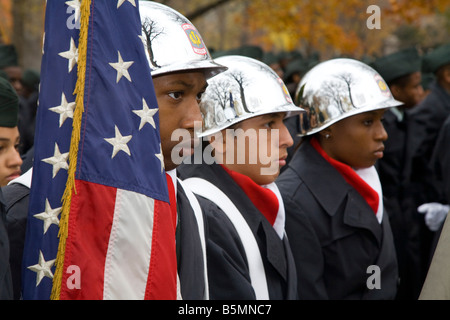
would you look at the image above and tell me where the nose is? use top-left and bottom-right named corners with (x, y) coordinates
top-left (279, 122), bottom-right (294, 148)
top-left (376, 121), bottom-right (388, 142)
top-left (12, 79), bottom-right (24, 96)
top-left (181, 98), bottom-right (203, 131)
top-left (7, 146), bottom-right (23, 169)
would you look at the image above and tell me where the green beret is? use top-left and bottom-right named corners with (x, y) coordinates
top-left (0, 70), bottom-right (8, 80)
top-left (421, 72), bottom-right (435, 90)
top-left (0, 44), bottom-right (18, 69)
top-left (0, 77), bottom-right (19, 127)
top-left (422, 43), bottom-right (450, 74)
top-left (263, 52), bottom-right (279, 65)
top-left (211, 50), bottom-right (229, 59)
top-left (21, 69), bottom-right (40, 90)
top-left (239, 45), bottom-right (263, 61)
top-left (370, 48), bottom-right (421, 83)
top-left (283, 58), bottom-right (307, 81)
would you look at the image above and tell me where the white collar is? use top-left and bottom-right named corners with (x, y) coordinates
top-left (390, 107), bottom-right (404, 122)
top-left (8, 167), bottom-right (33, 188)
top-left (354, 166), bottom-right (383, 223)
top-left (262, 182), bottom-right (285, 239)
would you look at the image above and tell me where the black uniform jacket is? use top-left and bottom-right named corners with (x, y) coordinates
top-left (3, 182), bottom-right (30, 299)
top-left (178, 163), bottom-right (298, 300)
top-left (177, 179), bottom-right (207, 300)
top-left (0, 188), bottom-right (13, 300)
top-left (409, 81), bottom-right (450, 206)
top-left (277, 139), bottom-right (399, 300)
top-left (432, 114), bottom-right (450, 203)
top-left (375, 109), bottom-right (429, 299)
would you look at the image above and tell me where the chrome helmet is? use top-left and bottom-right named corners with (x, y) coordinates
top-left (198, 55), bottom-right (304, 137)
top-left (139, 1), bottom-right (226, 79)
top-left (295, 58), bottom-right (403, 136)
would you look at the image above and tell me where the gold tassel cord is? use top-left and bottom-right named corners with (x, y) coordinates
top-left (50, 0), bottom-right (91, 300)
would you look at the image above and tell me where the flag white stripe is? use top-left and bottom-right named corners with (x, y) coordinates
top-left (103, 189), bottom-right (154, 300)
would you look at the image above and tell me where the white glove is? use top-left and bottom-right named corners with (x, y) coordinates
top-left (418, 202), bottom-right (450, 232)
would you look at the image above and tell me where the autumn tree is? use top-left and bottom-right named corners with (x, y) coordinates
top-left (2, 0), bottom-right (449, 70)
top-left (239, 0), bottom-right (449, 59)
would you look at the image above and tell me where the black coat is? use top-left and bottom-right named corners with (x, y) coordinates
top-left (409, 81), bottom-right (450, 206)
top-left (427, 114), bottom-right (450, 253)
top-left (407, 82), bottom-right (450, 280)
top-left (0, 188), bottom-right (13, 300)
top-left (176, 179), bottom-right (207, 300)
top-left (375, 108), bottom-right (431, 299)
top-left (431, 114), bottom-right (450, 203)
top-left (3, 182), bottom-right (30, 300)
top-left (277, 139), bottom-right (399, 299)
top-left (178, 163), bottom-right (298, 300)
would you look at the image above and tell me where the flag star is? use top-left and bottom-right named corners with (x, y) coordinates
top-left (65, 0), bottom-right (81, 23)
top-left (58, 37), bottom-right (78, 73)
top-left (133, 98), bottom-right (158, 130)
top-left (49, 93), bottom-right (76, 127)
top-left (33, 199), bottom-right (61, 234)
top-left (109, 51), bottom-right (134, 83)
top-left (42, 143), bottom-right (69, 178)
top-left (27, 251), bottom-right (56, 287)
top-left (156, 143), bottom-right (164, 173)
top-left (104, 126), bottom-right (132, 159)
top-left (117, 0), bottom-right (136, 8)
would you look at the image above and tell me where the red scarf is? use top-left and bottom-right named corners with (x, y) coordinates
top-left (310, 137), bottom-right (379, 214)
top-left (165, 173), bottom-right (178, 232)
top-left (220, 165), bottom-right (279, 225)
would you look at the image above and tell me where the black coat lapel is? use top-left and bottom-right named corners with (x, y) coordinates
top-left (179, 163), bottom-right (289, 280)
top-left (290, 140), bottom-right (383, 246)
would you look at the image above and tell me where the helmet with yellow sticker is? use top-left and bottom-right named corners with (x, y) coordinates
top-left (139, 1), bottom-right (226, 79)
top-left (294, 58), bottom-right (403, 136)
top-left (198, 55), bottom-right (304, 137)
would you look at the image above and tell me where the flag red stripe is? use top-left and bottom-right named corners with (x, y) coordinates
top-left (60, 180), bottom-right (116, 299)
top-left (145, 199), bottom-right (178, 300)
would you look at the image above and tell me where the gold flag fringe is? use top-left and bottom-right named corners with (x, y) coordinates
top-left (51, 0), bottom-right (91, 300)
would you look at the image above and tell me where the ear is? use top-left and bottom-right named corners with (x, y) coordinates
top-left (390, 84), bottom-right (400, 96)
top-left (318, 127), bottom-right (332, 141)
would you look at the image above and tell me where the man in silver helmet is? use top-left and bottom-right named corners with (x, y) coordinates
top-left (139, 1), bottom-right (226, 299)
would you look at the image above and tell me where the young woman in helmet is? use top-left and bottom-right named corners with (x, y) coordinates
top-left (277, 58), bottom-right (401, 300)
top-left (139, 1), bottom-right (226, 299)
top-left (178, 55), bottom-right (302, 300)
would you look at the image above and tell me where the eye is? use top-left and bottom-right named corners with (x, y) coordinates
top-left (168, 91), bottom-right (182, 100)
top-left (264, 121), bottom-right (276, 129)
top-left (196, 91), bottom-right (205, 102)
top-left (363, 119), bottom-right (373, 126)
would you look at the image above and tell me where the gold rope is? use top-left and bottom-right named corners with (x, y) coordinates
top-left (51, 0), bottom-right (91, 300)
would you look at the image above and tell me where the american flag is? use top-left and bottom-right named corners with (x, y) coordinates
top-left (21, 0), bottom-right (178, 300)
